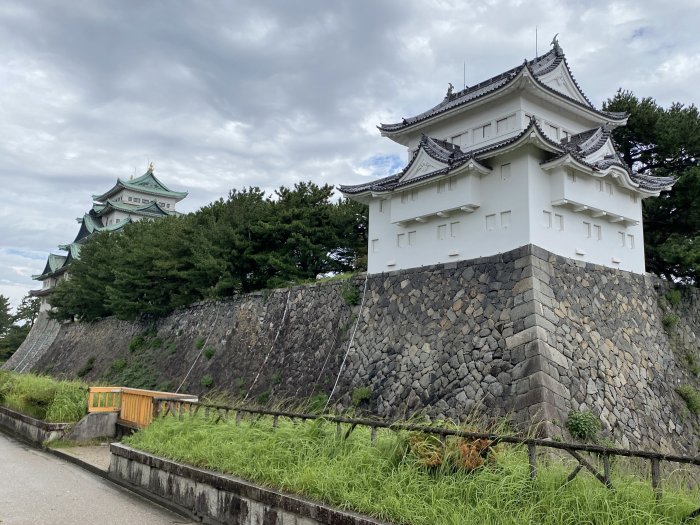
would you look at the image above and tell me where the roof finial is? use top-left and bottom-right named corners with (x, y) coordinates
top-left (550, 33), bottom-right (562, 56)
top-left (147, 161), bottom-right (155, 173)
top-left (446, 82), bottom-right (454, 99)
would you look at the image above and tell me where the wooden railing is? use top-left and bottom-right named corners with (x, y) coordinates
top-left (153, 399), bottom-right (700, 520)
top-left (88, 386), bottom-right (197, 428)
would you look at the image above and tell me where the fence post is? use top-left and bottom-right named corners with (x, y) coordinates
top-left (650, 458), bottom-right (662, 501)
top-left (527, 443), bottom-right (537, 480)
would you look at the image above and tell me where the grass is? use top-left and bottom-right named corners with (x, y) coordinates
top-left (676, 385), bottom-right (700, 415)
top-left (125, 415), bottom-right (699, 525)
top-left (0, 371), bottom-right (87, 423)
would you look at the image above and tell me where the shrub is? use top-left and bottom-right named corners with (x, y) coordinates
top-left (566, 410), bottom-right (601, 441)
top-left (351, 386), bottom-right (371, 407)
top-left (685, 353), bottom-right (700, 376)
top-left (201, 374), bottom-right (213, 388)
top-left (77, 357), bottom-right (95, 378)
top-left (203, 347), bottom-right (215, 360)
top-left (195, 337), bottom-right (206, 350)
top-left (272, 371), bottom-right (282, 385)
top-left (676, 385), bottom-right (700, 415)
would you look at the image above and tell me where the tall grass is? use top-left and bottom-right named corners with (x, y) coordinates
top-left (125, 415), bottom-right (699, 524)
top-left (0, 371), bottom-right (87, 422)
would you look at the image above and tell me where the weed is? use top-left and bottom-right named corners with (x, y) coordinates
top-left (676, 385), bottom-right (700, 415)
top-left (666, 288), bottom-right (682, 307)
top-left (110, 359), bottom-right (127, 372)
top-left (129, 335), bottom-right (145, 353)
top-left (351, 386), bottom-right (371, 407)
top-left (203, 347), bottom-right (215, 360)
top-left (0, 372), bottom-right (86, 422)
top-left (271, 372), bottom-right (282, 385)
top-left (257, 390), bottom-right (270, 405)
top-left (685, 353), bottom-right (700, 376)
top-left (340, 280), bottom-right (360, 306)
top-left (149, 336), bottom-right (163, 350)
top-left (125, 415), bottom-right (700, 525)
top-left (195, 337), bottom-right (206, 350)
top-left (566, 410), bottom-right (601, 441)
top-left (234, 378), bottom-right (245, 397)
top-left (166, 341), bottom-right (177, 354)
top-left (662, 314), bottom-right (680, 331)
top-left (77, 357), bottom-right (95, 378)
top-left (201, 375), bottom-right (214, 388)
top-left (306, 393), bottom-right (328, 413)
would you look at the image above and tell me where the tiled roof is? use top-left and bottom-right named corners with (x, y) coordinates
top-left (340, 119), bottom-right (561, 194)
top-left (558, 127), bottom-right (675, 192)
top-left (93, 199), bottom-right (173, 218)
top-left (340, 119), bottom-right (675, 196)
top-left (92, 169), bottom-right (188, 202)
top-left (379, 48), bottom-right (626, 133)
top-left (32, 253), bottom-right (67, 280)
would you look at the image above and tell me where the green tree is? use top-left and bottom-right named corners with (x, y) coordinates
top-left (0, 295), bottom-right (11, 337)
top-left (13, 294), bottom-right (40, 327)
top-left (604, 90), bottom-right (700, 282)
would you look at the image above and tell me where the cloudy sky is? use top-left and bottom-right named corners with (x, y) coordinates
top-left (1, 0), bottom-right (699, 311)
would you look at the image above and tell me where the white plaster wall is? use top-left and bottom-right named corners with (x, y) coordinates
top-left (526, 149), bottom-right (646, 273)
top-left (367, 150), bottom-right (531, 274)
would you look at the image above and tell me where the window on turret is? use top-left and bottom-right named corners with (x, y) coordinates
top-left (437, 224), bottom-right (447, 240)
top-left (408, 231), bottom-right (416, 246)
top-left (555, 214), bottom-right (564, 231)
top-left (397, 233), bottom-right (406, 248)
top-left (543, 210), bottom-right (552, 228)
top-left (618, 232), bottom-right (625, 246)
top-left (501, 164), bottom-right (511, 181)
top-left (583, 221), bottom-right (591, 238)
top-left (545, 123), bottom-right (559, 140)
top-left (451, 132), bottom-right (467, 146)
top-left (500, 211), bottom-right (511, 229)
top-left (450, 221), bottom-right (460, 237)
top-left (133, 197), bottom-right (141, 203)
top-left (372, 239), bottom-right (379, 253)
top-left (496, 115), bottom-right (515, 134)
top-left (605, 182), bottom-right (613, 195)
top-left (473, 123), bottom-right (492, 141)
top-left (485, 214), bottom-right (496, 231)
top-left (567, 170), bottom-right (577, 183)
top-left (594, 224), bottom-right (602, 240)
top-left (630, 193), bottom-right (638, 204)
top-left (128, 197), bottom-right (132, 201)
top-left (628, 234), bottom-right (635, 249)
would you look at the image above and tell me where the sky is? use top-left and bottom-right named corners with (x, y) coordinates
top-left (1, 0), bottom-right (699, 312)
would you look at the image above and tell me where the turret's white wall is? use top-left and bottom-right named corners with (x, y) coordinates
top-left (366, 145), bottom-right (646, 274)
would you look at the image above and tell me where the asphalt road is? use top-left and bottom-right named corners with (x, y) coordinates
top-left (0, 432), bottom-right (195, 525)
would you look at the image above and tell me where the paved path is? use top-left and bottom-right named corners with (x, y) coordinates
top-left (0, 433), bottom-right (195, 525)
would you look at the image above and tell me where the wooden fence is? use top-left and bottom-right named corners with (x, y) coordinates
top-left (88, 387), bottom-right (197, 428)
top-left (153, 398), bottom-right (700, 520)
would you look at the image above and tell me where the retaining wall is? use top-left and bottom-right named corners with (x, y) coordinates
top-left (0, 405), bottom-right (70, 444)
top-left (12, 244), bottom-right (700, 454)
top-left (109, 443), bottom-right (385, 525)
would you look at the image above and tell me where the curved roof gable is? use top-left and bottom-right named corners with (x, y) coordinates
top-left (379, 47), bottom-right (626, 135)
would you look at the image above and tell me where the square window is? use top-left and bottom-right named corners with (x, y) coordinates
top-left (543, 210), bottom-right (552, 228)
top-left (485, 214), bottom-right (496, 231)
top-left (437, 224), bottom-right (447, 240)
top-left (408, 231), bottom-right (416, 246)
top-left (397, 233), bottom-right (406, 248)
top-left (501, 210), bottom-right (511, 229)
top-left (450, 221), bottom-right (460, 237)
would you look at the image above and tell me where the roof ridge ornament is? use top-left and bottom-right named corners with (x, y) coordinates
top-left (551, 33), bottom-right (563, 56)
top-left (445, 82), bottom-right (455, 100)
top-left (147, 161), bottom-right (155, 173)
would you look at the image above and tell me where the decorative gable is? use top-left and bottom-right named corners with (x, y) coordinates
top-left (536, 61), bottom-right (590, 106)
top-left (399, 148), bottom-right (448, 183)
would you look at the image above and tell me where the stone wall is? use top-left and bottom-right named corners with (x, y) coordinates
top-left (14, 244), bottom-right (700, 454)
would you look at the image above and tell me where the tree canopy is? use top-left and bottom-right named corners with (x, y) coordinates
top-left (49, 182), bottom-right (367, 322)
top-left (0, 294), bottom-right (40, 362)
top-left (604, 90), bottom-right (700, 283)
